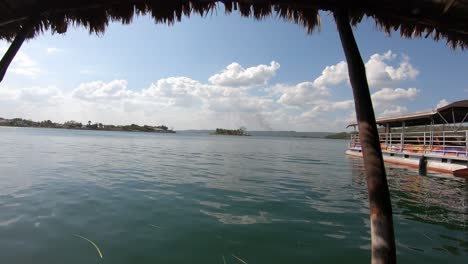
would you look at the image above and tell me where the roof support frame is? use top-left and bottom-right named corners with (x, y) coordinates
top-left (443, 0), bottom-right (457, 13)
top-left (452, 108), bottom-right (458, 131)
top-left (0, 14), bottom-right (39, 83)
top-left (334, 10), bottom-right (396, 264)
top-left (436, 110), bottom-right (451, 125)
top-left (455, 111), bottom-right (468, 132)
top-left (452, 108), bottom-right (456, 124)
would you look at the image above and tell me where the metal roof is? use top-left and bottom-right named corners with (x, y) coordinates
top-left (348, 100), bottom-right (468, 127)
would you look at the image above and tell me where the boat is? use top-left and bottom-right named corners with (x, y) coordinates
top-left (346, 100), bottom-right (468, 178)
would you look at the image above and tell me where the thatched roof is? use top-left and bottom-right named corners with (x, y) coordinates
top-left (0, 0), bottom-right (467, 49)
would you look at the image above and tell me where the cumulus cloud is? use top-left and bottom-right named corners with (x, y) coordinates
top-left (306, 50), bottom-right (419, 89)
top-left (436, 99), bottom-right (449, 108)
top-left (68, 72), bottom-right (276, 126)
top-left (0, 47), bottom-right (41, 78)
top-left (72, 80), bottom-right (133, 101)
top-left (208, 61), bottom-right (280, 88)
top-left (365, 51), bottom-right (419, 87)
top-left (368, 87), bottom-right (419, 120)
top-left (141, 77), bottom-right (205, 107)
top-left (1, 53), bottom-right (423, 131)
top-left (313, 61), bottom-right (348, 88)
top-left (20, 86), bottom-right (62, 102)
top-left (371, 87), bottom-right (419, 104)
top-left (0, 88), bottom-right (20, 100)
top-left (46, 47), bottom-right (62, 54)
top-left (207, 95), bottom-right (274, 113)
top-left (275, 82), bottom-right (330, 108)
top-left (300, 100), bottom-right (354, 119)
top-left (381, 106), bottom-right (408, 117)
top-left (79, 69), bottom-right (96, 75)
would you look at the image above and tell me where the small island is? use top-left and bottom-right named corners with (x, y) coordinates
top-left (212, 127), bottom-right (250, 136)
top-left (0, 117), bottom-right (175, 133)
top-left (325, 132), bottom-right (351, 139)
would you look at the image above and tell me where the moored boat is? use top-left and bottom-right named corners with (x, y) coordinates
top-left (346, 100), bottom-right (468, 178)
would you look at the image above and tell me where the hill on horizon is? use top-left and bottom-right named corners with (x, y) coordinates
top-left (178, 130), bottom-right (333, 138)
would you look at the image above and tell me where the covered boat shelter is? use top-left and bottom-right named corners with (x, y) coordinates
top-left (348, 100), bottom-right (468, 169)
top-left (2, 1), bottom-right (468, 263)
top-left (348, 100), bottom-right (468, 128)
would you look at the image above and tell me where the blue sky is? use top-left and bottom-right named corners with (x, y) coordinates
top-left (0, 10), bottom-right (467, 131)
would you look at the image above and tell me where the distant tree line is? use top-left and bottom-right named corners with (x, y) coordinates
top-left (214, 127), bottom-right (248, 136)
top-left (0, 117), bottom-right (174, 133)
top-left (0, 118), bottom-right (62, 128)
top-left (325, 132), bottom-right (351, 139)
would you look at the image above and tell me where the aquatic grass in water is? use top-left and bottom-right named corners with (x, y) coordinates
top-left (73, 234), bottom-right (103, 259)
top-left (232, 254), bottom-right (248, 264)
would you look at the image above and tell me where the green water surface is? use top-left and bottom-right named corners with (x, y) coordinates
top-left (0, 127), bottom-right (466, 263)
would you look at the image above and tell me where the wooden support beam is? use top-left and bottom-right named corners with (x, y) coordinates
top-left (0, 15), bottom-right (39, 83)
top-left (443, 0), bottom-right (457, 14)
top-left (334, 10), bottom-right (396, 264)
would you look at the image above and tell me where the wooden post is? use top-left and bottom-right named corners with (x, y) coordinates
top-left (465, 130), bottom-right (467, 158)
top-left (401, 121), bottom-right (405, 152)
top-left (0, 15), bottom-right (39, 83)
top-left (334, 10), bottom-right (396, 264)
top-left (430, 117), bottom-right (434, 152)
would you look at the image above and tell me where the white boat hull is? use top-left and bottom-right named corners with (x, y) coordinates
top-left (345, 149), bottom-right (468, 176)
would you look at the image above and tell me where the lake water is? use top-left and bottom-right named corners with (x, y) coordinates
top-left (0, 127), bottom-right (466, 263)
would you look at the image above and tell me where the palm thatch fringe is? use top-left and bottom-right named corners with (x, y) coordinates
top-left (0, 15), bottom-right (40, 82)
top-left (0, 1), bottom-right (467, 49)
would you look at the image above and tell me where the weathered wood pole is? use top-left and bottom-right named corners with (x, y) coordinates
top-left (0, 15), bottom-right (39, 83)
top-left (334, 10), bottom-right (396, 264)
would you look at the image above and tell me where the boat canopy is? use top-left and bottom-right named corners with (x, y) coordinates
top-left (348, 100), bottom-right (468, 128)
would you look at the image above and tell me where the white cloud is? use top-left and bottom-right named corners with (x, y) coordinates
top-left (46, 47), bottom-right (62, 54)
top-left (381, 106), bottom-right (408, 117)
top-left (300, 99), bottom-right (354, 119)
top-left (4, 49), bottom-right (41, 78)
top-left (371, 87), bottom-right (419, 104)
top-left (274, 82), bottom-right (330, 108)
top-left (206, 95), bottom-right (274, 113)
top-left (208, 61), bottom-right (280, 88)
top-left (19, 86), bottom-right (62, 102)
top-left (79, 69), bottom-right (95, 75)
top-left (272, 51), bottom-right (419, 126)
top-left (365, 51), bottom-right (419, 87)
top-left (313, 61), bottom-right (348, 88)
top-left (307, 50), bottom-right (419, 89)
top-left (368, 88), bottom-right (419, 120)
top-left (0, 53), bottom-right (423, 131)
top-left (0, 88), bottom-right (19, 100)
top-left (72, 80), bottom-right (133, 101)
top-left (141, 77), bottom-right (205, 107)
top-left (436, 99), bottom-right (449, 108)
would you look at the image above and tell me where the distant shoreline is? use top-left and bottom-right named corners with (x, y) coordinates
top-left (211, 128), bottom-right (250, 136)
top-left (0, 118), bottom-right (353, 138)
top-left (0, 118), bottom-right (175, 134)
top-left (210, 133), bottom-right (251, 136)
top-left (324, 132), bottom-right (351, 139)
top-left (0, 126), bottom-right (355, 139)
top-left (0, 125), bottom-right (176, 134)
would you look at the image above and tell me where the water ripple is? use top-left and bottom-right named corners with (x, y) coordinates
top-left (0, 128), bottom-right (466, 263)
